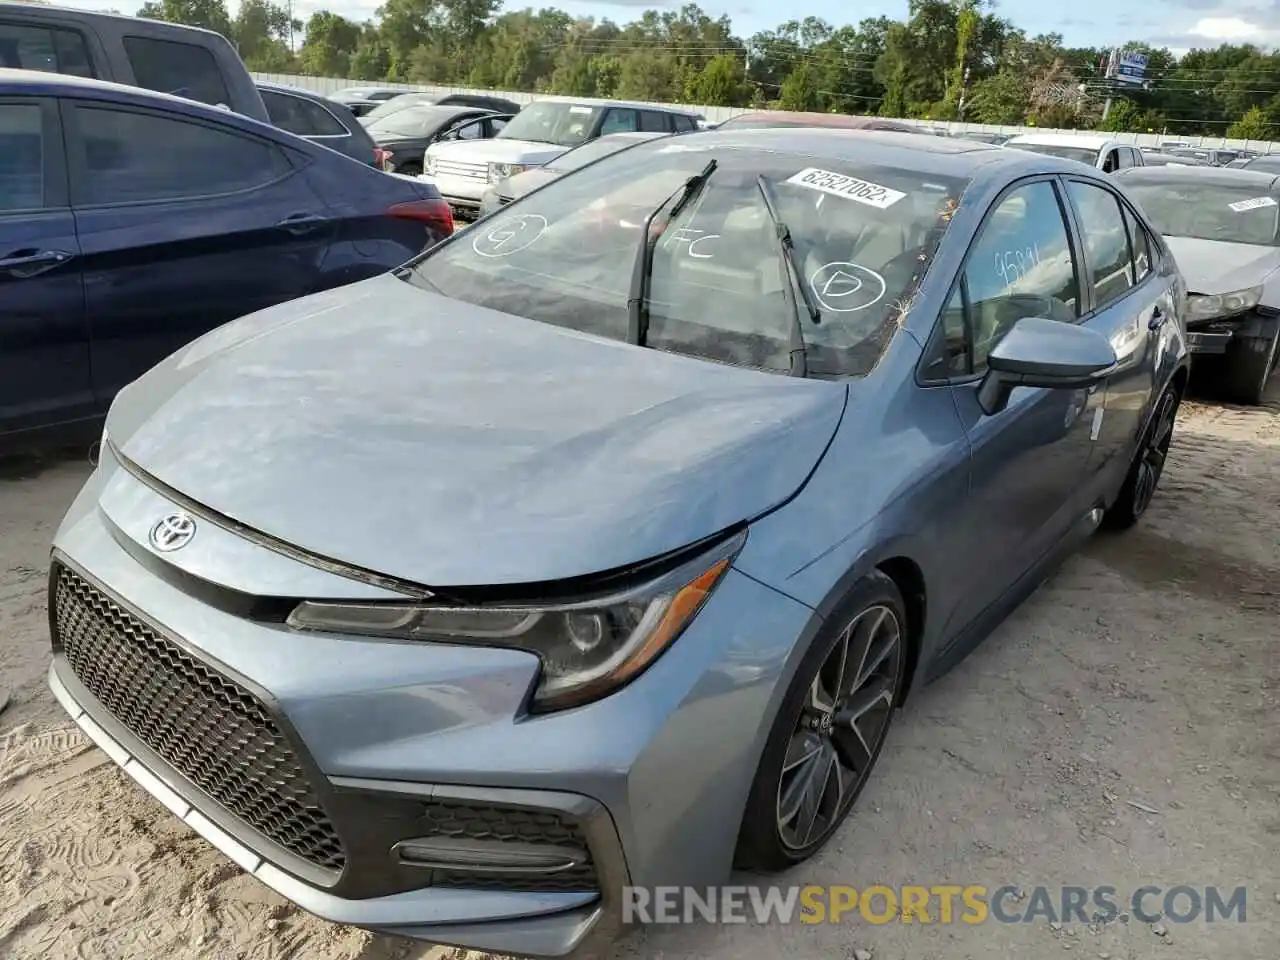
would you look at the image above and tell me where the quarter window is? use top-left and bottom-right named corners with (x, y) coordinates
top-left (1123, 205), bottom-right (1152, 281)
top-left (952, 180), bottom-right (1081, 374)
top-left (261, 90), bottom-right (346, 137)
top-left (0, 23), bottom-right (93, 76)
top-left (76, 106), bottom-right (289, 205)
top-left (1066, 181), bottom-right (1135, 311)
top-left (0, 102), bottom-right (44, 211)
top-left (121, 36), bottom-right (230, 108)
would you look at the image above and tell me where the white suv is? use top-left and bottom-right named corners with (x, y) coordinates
top-left (423, 98), bottom-right (701, 218)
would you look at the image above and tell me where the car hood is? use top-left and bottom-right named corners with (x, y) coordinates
top-left (106, 275), bottom-right (846, 588)
top-left (426, 138), bottom-right (569, 166)
top-left (500, 166), bottom-right (562, 198)
top-left (1164, 235), bottom-right (1280, 295)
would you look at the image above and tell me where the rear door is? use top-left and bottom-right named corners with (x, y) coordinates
top-left (64, 99), bottom-right (335, 402)
top-left (1060, 177), bottom-right (1169, 492)
top-left (0, 95), bottom-right (91, 438)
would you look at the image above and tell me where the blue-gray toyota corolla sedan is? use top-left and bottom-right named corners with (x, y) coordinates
top-left (49, 129), bottom-right (1189, 957)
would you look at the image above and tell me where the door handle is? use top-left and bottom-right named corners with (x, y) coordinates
top-left (1148, 307), bottom-right (1167, 331)
top-left (0, 248), bottom-right (75, 279)
top-left (276, 213), bottom-right (328, 235)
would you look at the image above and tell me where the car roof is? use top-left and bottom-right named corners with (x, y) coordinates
top-left (526, 95), bottom-right (699, 117)
top-left (721, 111), bottom-right (915, 131)
top-left (685, 126), bottom-right (1038, 178)
top-left (369, 103), bottom-right (489, 121)
top-left (255, 81), bottom-right (336, 102)
top-left (1007, 132), bottom-right (1119, 149)
top-left (1115, 165), bottom-right (1280, 190)
top-left (0, 0), bottom-right (224, 36)
top-left (0, 67), bottom-right (298, 140)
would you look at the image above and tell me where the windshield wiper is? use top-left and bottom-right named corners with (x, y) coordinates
top-left (627, 159), bottom-right (717, 346)
top-left (756, 175), bottom-right (821, 376)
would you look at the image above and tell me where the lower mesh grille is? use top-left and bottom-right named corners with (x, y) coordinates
top-left (52, 564), bottom-right (346, 874)
top-left (422, 800), bottom-right (599, 892)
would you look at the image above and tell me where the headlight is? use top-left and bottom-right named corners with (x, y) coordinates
top-left (487, 162), bottom-right (529, 184)
top-left (1187, 285), bottom-right (1263, 321)
top-left (287, 531), bottom-right (745, 711)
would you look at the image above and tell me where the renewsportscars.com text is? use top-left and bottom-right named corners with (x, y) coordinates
top-left (622, 884), bottom-right (1248, 925)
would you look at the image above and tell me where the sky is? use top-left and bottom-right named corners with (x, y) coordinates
top-left (61, 0), bottom-right (1280, 55)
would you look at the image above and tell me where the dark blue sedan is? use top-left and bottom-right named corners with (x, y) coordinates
top-left (0, 68), bottom-right (454, 447)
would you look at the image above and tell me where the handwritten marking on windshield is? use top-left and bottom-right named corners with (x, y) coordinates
top-left (472, 214), bottom-right (548, 258)
top-left (808, 262), bottom-right (887, 313)
top-left (664, 227), bottom-right (720, 259)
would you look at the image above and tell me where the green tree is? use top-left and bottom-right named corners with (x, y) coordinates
top-left (137, 0), bottom-right (231, 38)
top-left (687, 53), bottom-right (749, 105)
top-left (1227, 105), bottom-right (1274, 140)
top-left (778, 62), bottom-right (821, 111)
top-left (298, 11), bottom-right (360, 77)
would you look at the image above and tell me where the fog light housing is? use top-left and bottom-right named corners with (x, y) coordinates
top-left (392, 836), bottom-right (589, 873)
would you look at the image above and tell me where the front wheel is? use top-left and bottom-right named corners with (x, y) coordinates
top-left (1102, 380), bottom-right (1182, 531)
top-left (1222, 321), bottom-right (1279, 405)
top-left (735, 572), bottom-right (907, 872)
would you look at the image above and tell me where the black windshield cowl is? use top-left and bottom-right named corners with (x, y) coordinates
top-left (756, 175), bottom-right (821, 377)
top-left (627, 159), bottom-right (717, 346)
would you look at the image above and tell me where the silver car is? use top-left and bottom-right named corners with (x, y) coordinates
top-left (49, 129), bottom-right (1189, 958)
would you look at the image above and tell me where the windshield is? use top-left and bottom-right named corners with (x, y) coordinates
top-left (1009, 142), bottom-right (1099, 165)
top-left (550, 134), bottom-right (659, 173)
top-left (402, 140), bottom-right (967, 376)
top-left (498, 101), bottom-right (602, 147)
top-left (1123, 181), bottom-right (1280, 245)
top-left (365, 105), bottom-right (459, 137)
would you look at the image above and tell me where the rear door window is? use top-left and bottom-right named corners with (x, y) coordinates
top-left (74, 105), bottom-right (289, 205)
top-left (0, 22), bottom-right (93, 76)
top-left (1066, 180), bottom-right (1136, 310)
top-left (0, 101), bottom-right (45, 211)
top-left (600, 108), bottom-right (638, 135)
top-left (638, 111), bottom-right (670, 132)
top-left (261, 90), bottom-right (346, 137)
top-left (121, 36), bottom-right (230, 108)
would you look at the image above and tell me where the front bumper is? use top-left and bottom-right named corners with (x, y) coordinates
top-left (45, 451), bottom-right (815, 955)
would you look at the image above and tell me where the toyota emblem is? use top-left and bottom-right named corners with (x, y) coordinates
top-left (149, 512), bottom-right (196, 552)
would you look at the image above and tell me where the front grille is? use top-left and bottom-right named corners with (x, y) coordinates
top-left (52, 564), bottom-right (346, 874)
top-left (422, 799), bottom-right (598, 892)
top-left (434, 159), bottom-right (488, 181)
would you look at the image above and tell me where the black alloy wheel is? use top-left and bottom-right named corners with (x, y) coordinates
top-left (1131, 386), bottom-right (1178, 518)
top-left (735, 572), bottom-right (907, 871)
top-left (1103, 381), bottom-right (1182, 530)
top-left (777, 603), bottom-right (903, 850)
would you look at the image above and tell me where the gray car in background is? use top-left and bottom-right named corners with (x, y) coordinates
top-left (49, 130), bottom-right (1189, 959)
top-left (1117, 165), bottom-right (1280, 403)
top-left (477, 130), bottom-right (667, 217)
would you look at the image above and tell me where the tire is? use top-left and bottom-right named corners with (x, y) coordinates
top-left (1101, 379), bottom-right (1182, 531)
top-left (1222, 322), bottom-right (1280, 405)
top-left (734, 571), bottom-right (908, 872)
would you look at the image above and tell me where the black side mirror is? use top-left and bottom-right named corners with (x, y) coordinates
top-left (977, 317), bottom-right (1118, 415)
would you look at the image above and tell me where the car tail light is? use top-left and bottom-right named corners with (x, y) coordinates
top-left (374, 147), bottom-right (393, 170)
top-left (388, 198), bottom-right (454, 236)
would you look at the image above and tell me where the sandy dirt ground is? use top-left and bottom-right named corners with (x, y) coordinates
top-left (1, 383), bottom-right (1277, 960)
